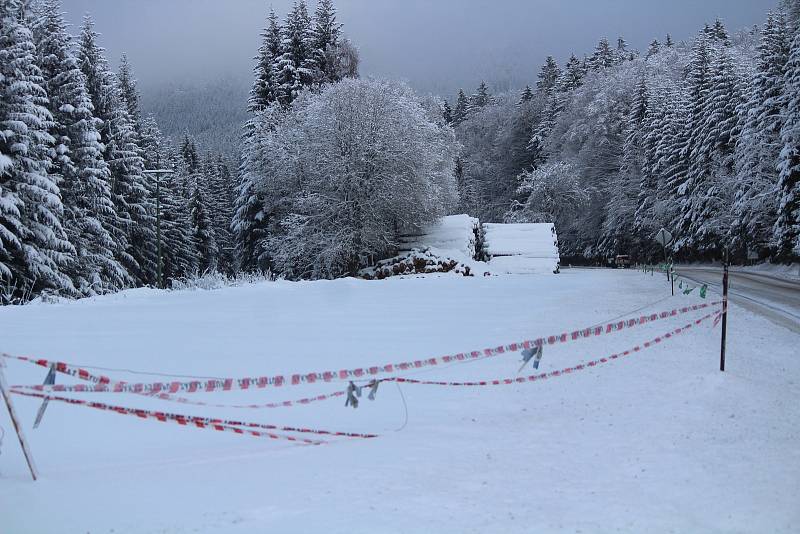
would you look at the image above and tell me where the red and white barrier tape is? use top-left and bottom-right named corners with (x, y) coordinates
top-left (10, 389), bottom-right (378, 441)
top-left (7, 353), bottom-right (349, 410)
top-left (382, 311), bottom-right (717, 387)
top-left (145, 389), bottom-right (348, 410)
top-left (3, 301), bottom-right (721, 395)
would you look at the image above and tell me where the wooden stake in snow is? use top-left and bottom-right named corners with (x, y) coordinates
top-left (0, 359), bottom-right (38, 481)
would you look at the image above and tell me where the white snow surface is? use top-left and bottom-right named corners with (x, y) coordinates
top-left (484, 222), bottom-right (560, 274)
top-left (740, 262), bottom-right (800, 281)
top-left (0, 271), bottom-right (798, 533)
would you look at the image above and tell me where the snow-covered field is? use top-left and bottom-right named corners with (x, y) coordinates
top-left (0, 270), bottom-right (798, 533)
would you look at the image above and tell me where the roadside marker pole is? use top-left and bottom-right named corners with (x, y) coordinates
top-left (720, 261), bottom-right (729, 372)
top-left (671, 267), bottom-right (675, 296)
top-left (0, 360), bottom-right (38, 481)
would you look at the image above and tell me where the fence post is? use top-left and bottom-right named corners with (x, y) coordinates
top-left (671, 267), bottom-right (675, 296)
top-left (720, 262), bottom-right (729, 372)
top-left (0, 360), bottom-right (38, 480)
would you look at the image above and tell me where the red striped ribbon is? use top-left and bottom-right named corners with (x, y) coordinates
top-left (3, 301), bottom-right (720, 395)
top-left (11, 389), bottom-right (377, 441)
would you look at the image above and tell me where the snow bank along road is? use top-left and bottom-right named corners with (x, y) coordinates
top-left (675, 265), bottom-right (800, 333)
top-left (0, 270), bottom-right (798, 533)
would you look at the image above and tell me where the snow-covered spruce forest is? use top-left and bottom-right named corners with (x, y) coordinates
top-left (237, 1), bottom-right (800, 274)
top-left (0, 0), bottom-right (238, 303)
top-left (448, 11), bottom-right (800, 265)
top-left (2, 0), bottom-right (800, 303)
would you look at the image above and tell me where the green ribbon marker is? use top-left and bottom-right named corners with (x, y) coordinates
top-left (700, 285), bottom-right (707, 298)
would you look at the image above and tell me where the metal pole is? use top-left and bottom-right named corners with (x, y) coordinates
top-left (156, 175), bottom-right (162, 289)
top-left (671, 267), bottom-right (674, 296)
top-left (720, 261), bottom-right (729, 372)
top-left (0, 360), bottom-right (38, 481)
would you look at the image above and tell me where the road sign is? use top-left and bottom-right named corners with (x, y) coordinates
top-left (655, 228), bottom-right (673, 247)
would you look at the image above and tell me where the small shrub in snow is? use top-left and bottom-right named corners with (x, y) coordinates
top-left (170, 271), bottom-right (275, 291)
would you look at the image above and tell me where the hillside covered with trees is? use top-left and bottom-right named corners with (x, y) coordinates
top-left (448, 5), bottom-right (800, 265)
top-left (2, 0), bottom-right (799, 302)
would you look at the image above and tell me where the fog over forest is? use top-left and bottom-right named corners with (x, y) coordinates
top-left (54, 0), bottom-right (776, 156)
top-left (62, 0), bottom-right (773, 93)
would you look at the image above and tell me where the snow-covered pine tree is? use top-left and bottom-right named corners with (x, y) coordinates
top-left (117, 54), bottom-right (141, 132)
top-left (711, 18), bottom-right (731, 45)
top-left (671, 32), bottom-right (713, 253)
top-left (774, 28), bottom-right (800, 259)
top-left (470, 81), bottom-right (491, 110)
top-left (442, 99), bottom-right (453, 123)
top-left (139, 115), bottom-right (165, 170)
top-left (161, 143), bottom-right (198, 280)
top-left (249, 8), bottom-right (282, 113)
top-left (624, 77), bottom-right (649, 212)
top-left (634, 84), bottom-right (669, 253)
top-left (615, 37), bottom-right (630, 64)
top-left (0, 0), bottom-right (74, 300)
top-left (536, 56), bottom-right (561, 93)
top-left (276, 0), bottom-right (316, 105)
top-left (208, 154), bottom-right (235, 273)
top-left (312, 0), bottom-right (342, 84)
top-left (528, 92), bottom-right (559, 168)
top-left (141, 116), bottom-right (197, 282)
top-left (452, 89), bottom-right (469, 125)
top-left (658, 87), bottom-right (691, 237)
top-left (233, 107), bottom-right (275, 273)
top-left (599, 74), bottom-right (647, 256)
top-left (589, 38), bottom-right (615, 70)
top-left (681, 40), bottom-right (743, 255)
top-left (781, 0), bottom-right (800, 31)
top-left (188, 182), bottom-right (218, 273)
top-left (665, 34), bottom-right (674, 48)
top-left (519, 85), bottom-right (534, 104)
top-left (557, 55), bottom-right (584, 92)
top-left (179, 134), bottom-right (201, 198)
top-left (105, 82), bottom-right (158, 285)
top-left (77, 15), bottom-right (136, 285)
top-left (731, 12), bottom-right (790, 257)
top-left (232, 169), bottom-right (266, 273)
top-left (646, 39), bottom-right (661, 59)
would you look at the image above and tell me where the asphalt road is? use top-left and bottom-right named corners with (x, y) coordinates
top-left (674, 266), bottom-right (800, 334)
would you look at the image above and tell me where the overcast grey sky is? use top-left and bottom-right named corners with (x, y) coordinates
top-left (60, 0), bottom-right (777, 96)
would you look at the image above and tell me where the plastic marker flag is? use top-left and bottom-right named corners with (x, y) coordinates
top-left (519, 345), bottom-right (543, 373)
top-left (367, 380), bottom-right (379, 401)
top-left (683, 286), bottom-right (695, 295)
top-left (533, 346), bottom-right (544, 369)
top-left (700, 285), bottom-right (708, 299)
top-left (345, 382), bottom-right (361, 409)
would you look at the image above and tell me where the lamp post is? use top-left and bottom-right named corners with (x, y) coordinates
top-left (143, 169), bottom-right (175, 289)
